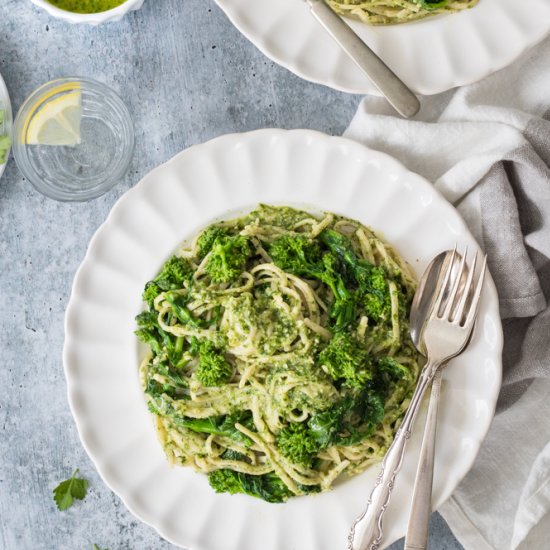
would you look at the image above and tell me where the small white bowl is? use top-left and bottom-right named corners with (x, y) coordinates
top-left (31, 0), bottom-right (144, 25)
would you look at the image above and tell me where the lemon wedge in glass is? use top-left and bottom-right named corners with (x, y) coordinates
top-left (26, 91), bottom-right (82, 146)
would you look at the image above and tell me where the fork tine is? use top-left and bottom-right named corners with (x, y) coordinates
top-left (431, 247), bottom-right (457, 317)
top-left (455, 251), bottom-right (478, 324)
top-left (442, 247), bottom-right (468, 321)
top-left (464, 254), bottom-right (487, 329)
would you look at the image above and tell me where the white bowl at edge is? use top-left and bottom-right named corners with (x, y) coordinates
top-left (30, 0), bottom-right (144, 25)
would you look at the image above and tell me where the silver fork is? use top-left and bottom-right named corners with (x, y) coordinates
top-left (348, 249), bottom-right (487, 550)
top-left (304, 0), bottom-right (420, 118)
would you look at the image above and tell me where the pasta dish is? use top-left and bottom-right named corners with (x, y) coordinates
top-left (136, 205), bottom-right (421, 502)
top-left (327, 0), bottom-right (479, 25)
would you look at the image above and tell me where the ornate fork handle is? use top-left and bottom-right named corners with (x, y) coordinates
top-left (348, 358), bottom-right (441, 550)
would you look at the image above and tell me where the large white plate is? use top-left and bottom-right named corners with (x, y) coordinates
top-left (0, 72), bottom-right (11, 180)
top-left (214, 0), bottom-right (550, 95)
top-left (64, 129), bottom-right (502, 550)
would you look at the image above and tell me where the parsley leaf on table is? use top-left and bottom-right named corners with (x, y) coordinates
top-left (53, 468), bottom-right (89, 511)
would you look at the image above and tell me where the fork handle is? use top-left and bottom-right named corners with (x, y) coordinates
top-left (404, 367), bottom-right (443, 550)
top-left (348, 359), bottom-right (440, 550)
top-left (305, 0), bottom-right (420, 118)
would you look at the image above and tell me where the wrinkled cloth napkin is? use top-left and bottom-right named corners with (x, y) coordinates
top-left (344, 36), bottom-right (550, 550)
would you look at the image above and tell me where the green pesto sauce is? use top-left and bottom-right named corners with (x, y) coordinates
top-left (48, 0), bottom-right (125, 13)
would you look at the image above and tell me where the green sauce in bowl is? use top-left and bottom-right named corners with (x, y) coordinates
top-left (47, 0), bottom-right (126, 13)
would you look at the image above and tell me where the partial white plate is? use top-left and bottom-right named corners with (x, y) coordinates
top-left (214, 0), bottom-right (550, 95)
top-left (0, 72), bottom-right (12, 180)
top-left (64, 129), bottom-right (502, 550)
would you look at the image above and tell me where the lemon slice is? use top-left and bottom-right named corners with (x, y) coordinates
top-left (26, 91), bottom-right (82, 146)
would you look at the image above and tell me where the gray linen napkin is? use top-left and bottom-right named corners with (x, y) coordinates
top-left (344, 36), bottom-right (550, 550)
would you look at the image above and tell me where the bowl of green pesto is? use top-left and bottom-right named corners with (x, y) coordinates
top-left (31, 0), bottom-right (144, 24)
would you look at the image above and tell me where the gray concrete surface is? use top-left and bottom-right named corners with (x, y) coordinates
top-left (0, 1), bottom-right (464, 549)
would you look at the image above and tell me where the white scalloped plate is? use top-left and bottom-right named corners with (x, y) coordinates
top-left (64, 129), bottom-right (502, 550)
top-left (0, 72), bottom-right (11, 180)
top-left (214, 0), bottom-right (550, 95)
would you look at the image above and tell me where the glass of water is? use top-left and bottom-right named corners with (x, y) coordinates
top-left (13, 77), bottom-right (134, 202)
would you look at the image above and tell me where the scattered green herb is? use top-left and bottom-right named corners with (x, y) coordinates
top-left (53, 468), bottom-right (89, 511)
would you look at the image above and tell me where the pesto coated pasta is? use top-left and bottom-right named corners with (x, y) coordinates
top-left (327, 0), bottom-right (479, 25)
top-left (136, 205), bottom-right (421, 502)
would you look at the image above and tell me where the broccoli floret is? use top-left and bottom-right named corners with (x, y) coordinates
top-left (277, 423), bottom-right (320, 468)
top-left (142, 256), bottom-right (193, 307)
top-left (142, 281), bottom-right (161, 308)
top-left (269, 235), bottom-right (355, 330)
top-left (269, 235), bottom-right (322, 275)
top-left (204, 234), bottom-right (251, 283)
top-left (195, 340), bottom-right (233, 386)
top-left (196, 226), bottom-right (230, 259)
top-left (361, 266), bottom-right (390, 321)
top-left (318, 333), bottom-right (371, 388)
top-left (155, 256), bottom-right (193, 290)
top-left (208, 469), bottom-right (243, 495)
top-left (208, 470), bottom-right (293, 503)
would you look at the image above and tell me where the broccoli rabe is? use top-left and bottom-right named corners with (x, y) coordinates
top-left (221, 449), bottom-right (248, 461)
top-left (145, 360), bottom-right (189, 400)
top-left (378, 356), bottom-right (411, 381)
top-left (321, 229), bottom-right (392, 322)
top-left (308, 387), bottom-right (385, 448)
top-left (135, 311), bottom-right (165, 356)
top-left (135, 310), bottom-right (189, 368)
top-left (164, 291), bottom-right (202, 328)
top-left (195, 340), bottom-right (233, 386)
top-left (277, 423), bottom-right (320, 468)
top-left (142, 256), bottom-right (193, 307)
top-left (146, 405), bottom-right (252, 445)
top-left (269, 235), bottom-right (355, 330)
top-left (318, 333), bottom-right (372, 388)
top-left (208, 470), bottom-right (293, 503)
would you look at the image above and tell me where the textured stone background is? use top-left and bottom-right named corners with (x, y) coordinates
top-left (0, 1), bottom-right (463, 549)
